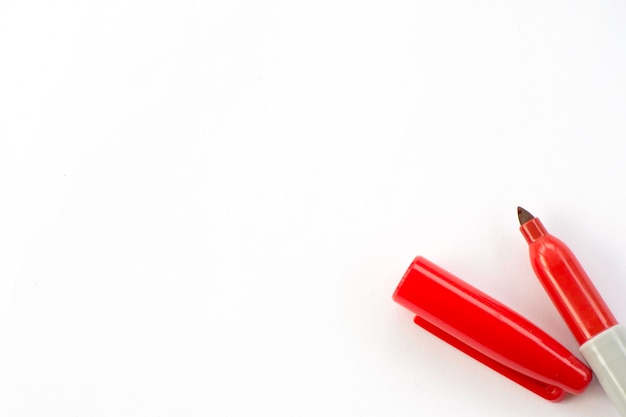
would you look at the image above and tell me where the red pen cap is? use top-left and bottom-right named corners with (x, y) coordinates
top-left (393, 256), bottom-right (592, 401)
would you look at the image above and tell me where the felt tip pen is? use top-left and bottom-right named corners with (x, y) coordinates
top-left (518, 207), bottom-right (626, 416)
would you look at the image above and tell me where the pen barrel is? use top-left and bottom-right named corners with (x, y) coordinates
top-left (527, 232), bottom-right (617, 344)
top-left (580, 325), bottom-right (626, 417)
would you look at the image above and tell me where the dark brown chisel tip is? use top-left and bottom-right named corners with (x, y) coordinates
top-left (517, 206), bottom-right (535, 225)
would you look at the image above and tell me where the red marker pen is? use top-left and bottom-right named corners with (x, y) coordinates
top-left (518, 207), bottom-right (626, 416)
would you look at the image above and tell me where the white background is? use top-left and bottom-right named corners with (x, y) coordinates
top-left (1, 1), bottom-right (626, 416)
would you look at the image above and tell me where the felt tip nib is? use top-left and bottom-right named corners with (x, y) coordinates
top-left (517, 206), bottom-right (535, 225)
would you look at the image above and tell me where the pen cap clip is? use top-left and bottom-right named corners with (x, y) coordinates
top-left (393, 257), bottom-right (592, 401)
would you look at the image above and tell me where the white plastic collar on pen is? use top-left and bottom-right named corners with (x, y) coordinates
top-left (580, 324), bottom-right (626, 417)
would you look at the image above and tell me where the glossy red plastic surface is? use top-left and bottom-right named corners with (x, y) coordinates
top-left (393, 256), bottom-right (592, 400)
top-left (520, 217), bottom-right (618, 344)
